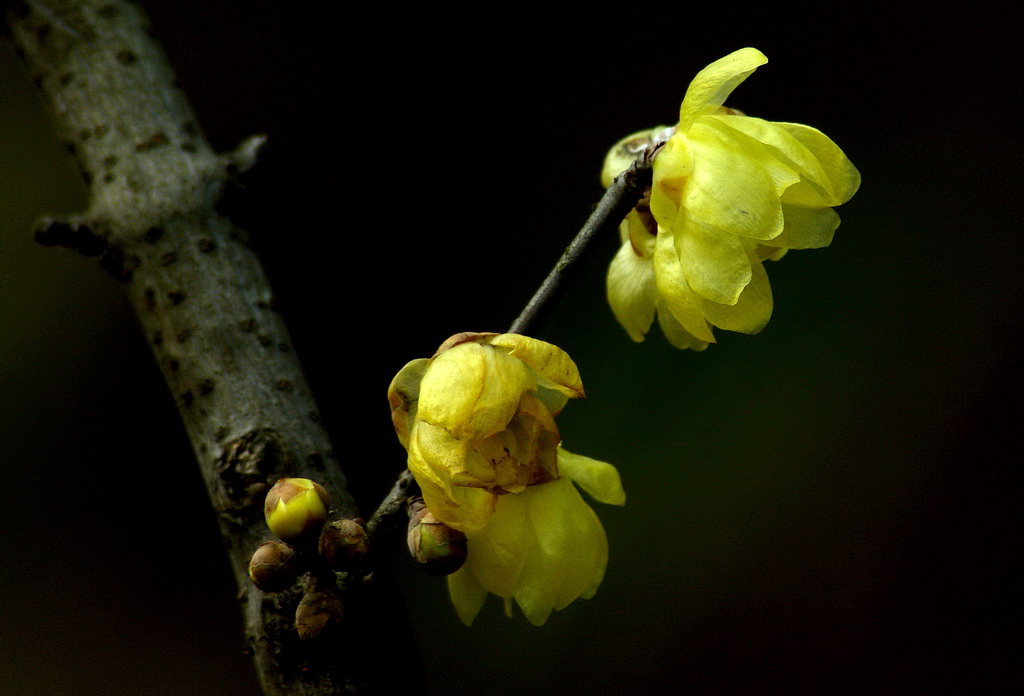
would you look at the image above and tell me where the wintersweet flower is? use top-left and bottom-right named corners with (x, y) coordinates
top-left (388, 332), bottom-right (625, 625)
top-left (603, 47), bottom-right (860, 350)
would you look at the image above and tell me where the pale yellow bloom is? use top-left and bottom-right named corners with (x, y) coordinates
top-left (389, 332), bottom-right (625, 625)
top-left (603, 47), bottom-right (860, 349)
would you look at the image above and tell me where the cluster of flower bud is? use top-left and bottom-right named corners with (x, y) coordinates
top-left (247, 478), bottom-right (369, 641)
top-left (249, 478), bottom-right (473, 638)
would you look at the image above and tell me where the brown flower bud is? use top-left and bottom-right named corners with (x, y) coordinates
top-left (295, 586), bottom-right (344, 642)
top-left (248, 541), bottom-right (304, 592)
top-left (319, 519), bottom-right (369, 571)
top-left (264, 478), bottom-right (330, 543)
top-left (407, 497), bottom-right (467, 576)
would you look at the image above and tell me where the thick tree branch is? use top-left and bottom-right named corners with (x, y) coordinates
top-left (6, 1), bottom-right (416, 693)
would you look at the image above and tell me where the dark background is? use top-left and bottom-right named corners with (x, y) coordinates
top-left (1, 1), bottom-right (1020, 694)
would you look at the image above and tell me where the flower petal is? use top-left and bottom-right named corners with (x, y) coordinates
top-left (705, 114), bottom-right (832, 194)
top-left (488, 334), bottom-right (584, 400)
top-left (653, 230), bottom-right (716, 341)
top-left (683, 120), bottom-right (786, 241)
top-left (447, 566), bottom-right (489, 626)
top-left (387, 358), bottom-right (430, 449)
top-left (607, 240), bottom-right (657, 342)
top-left (656, 301), bottom-right (712, 350)
top-left (674, 212), bottom-right (753, 305)
top-left (413, 420), bottom-right (495, 487)
top-left (771, 203), bottom-right (841, 249)
top-left (411, 421), bottom-right (505, 532)
top-left (779, 178), bottom-right (832, 208)
top-left (513, 479), bottom-right (608, 624)
top-left (557, 446), bottom-right (626, 506)
top-left (417, 342), bottom-right (532, 440)
top-left (678, 47), bottom-right (768, 130)
top-left (699, 117), bottom-right (804, 200)
top-left (465, 493), bottom-right (530, 597)
top-left (413, 467), bottom-right (497, 533)
top-left (775, 122), bottom-right (861, 205)
top-left (695, 254), bottom-right (773, 334)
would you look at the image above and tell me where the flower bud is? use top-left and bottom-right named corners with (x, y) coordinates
top-left (248, 541), bottom-right (304, 592)
top-left (295, 586), bottom-right (344, 642)
top-left (407, 498), bottom-right (467, 576)
top-left (319, 519), bottom-right (369, 572)
top-left (264, 478), bottom-right (330, 543)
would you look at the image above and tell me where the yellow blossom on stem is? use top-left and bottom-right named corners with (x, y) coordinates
top-left (603, 47), bottom-right (860, 350)
top-left (388, 332), bottom-right (625, 625)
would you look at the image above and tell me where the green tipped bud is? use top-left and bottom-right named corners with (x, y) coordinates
top-left (264, 478), bottom-right (330, 543)
top-left (248, 541), bottom-right (304, 592)
top-left (295, 586), bottom-right (344, 642)
top-left (407, 497), bottom-right (467, 576)
top-left (319, 519), bottom-right (369, 572)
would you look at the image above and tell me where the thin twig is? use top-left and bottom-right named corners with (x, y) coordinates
top-left (370, 152), bottom-right (656, 562)
top-left (365, 469), bottom-right (419, 538)
top-left (507, 154), bottom-right (655, 335)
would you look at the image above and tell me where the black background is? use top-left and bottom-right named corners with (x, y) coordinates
top-left (1, 1), bottom-right (1020, 694)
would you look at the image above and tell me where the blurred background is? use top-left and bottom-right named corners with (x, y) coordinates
top-left (1, 1), bottom-right (1020, 694)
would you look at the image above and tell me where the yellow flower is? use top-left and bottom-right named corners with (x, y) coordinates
top-left (388, 332), bottom-right (625, 625)
top-left (603, 47), bottom-right (860, 350)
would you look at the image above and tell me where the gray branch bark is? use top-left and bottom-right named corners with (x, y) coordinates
top-left (6, 1), bottom-right (416, 693)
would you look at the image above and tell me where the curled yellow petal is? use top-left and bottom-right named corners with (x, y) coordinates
top-left (776, 122), bottom-right (861, 205)
top-left (678, 47), bottom-right (767, 129)
top-left (674, 213), bottom-right (753, 306)
top-left (420, 476), bottom-right (497, 535)
top-left (654, 230), bottom-right (716, 342)
top-left (706, 114), bottom-right (833, 193)
top-left (657, 300), bottom-right (712, 350)
top-left (412, 420), bottom-right (492, 487)
top-left (694, 254), bottom-right (773, 334)
top-left (773, 203), bottom-right (841, 250)
top-left (447, 566), bottom-right (489, 626)
top-left (512, 478), bottom-right (609, 625)
top-left (557, 447), bottom-right (626, 506)
top-left (683, 120), bottom-right (788, 241)
top-left (488, 333), bottom-right (584, 399)
top-left (387, 358), bottom-right (430, 449)
top-left (464, 492), bottom-right (530, 598)
top-left (417, 342), bottom-right (532, 440)
top-left (607, 239), bottom-right (657, 342)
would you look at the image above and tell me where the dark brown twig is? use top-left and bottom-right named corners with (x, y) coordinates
top-left (507, 154), bottom-right (655, 336)
top-left (365, 469), bottom-right (418, 538)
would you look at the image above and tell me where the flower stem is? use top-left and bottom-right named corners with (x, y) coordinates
top-left (507, 154), bottom-right (655, 335)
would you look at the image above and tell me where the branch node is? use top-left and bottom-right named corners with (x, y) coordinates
top-left (34, 215), bottom-right (106, 255)
top-left (222, 134), bottom-right (268, 176)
